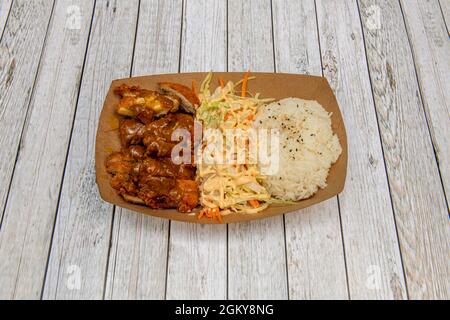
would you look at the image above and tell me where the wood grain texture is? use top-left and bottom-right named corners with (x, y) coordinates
top-left (316, 0), bottom-right (407, 299)
top-left (0, 0), bottom-right (54, 225)
top-left (0, 0), bottom-right (95, 300)
top-left (0, 0), bottom-right (445, 301)
top-left (165, 0), bottom-right (227, 300)
top-left (360, 0), bottom-right (450, 299)
top-left (273, 0), bottom-right (322, 75)
top-left (0, 0), bottom-right (12, 36)
top-left (104, 209), bottom-right (169, 300)
top-left (227, 0), bottom-right (288, 299)
top-left (272, 0), bottom-right (348, 300)
top-left (42, 0), bottom-right (139, 299)
top-left (104, 0), bottom-right (182, 300)
top-left (439, 0), bottom-right (450, 28)
top-left (400, 0), bottom-right (450, 202)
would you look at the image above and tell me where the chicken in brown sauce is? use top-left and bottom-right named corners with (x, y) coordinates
top-left (106, 83), bottom-right (200, 213)
top-left (114, 84), bottom-right (180, 124)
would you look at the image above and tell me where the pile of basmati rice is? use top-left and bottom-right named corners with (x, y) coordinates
top-left (254, 98), bottom-right (342, 201)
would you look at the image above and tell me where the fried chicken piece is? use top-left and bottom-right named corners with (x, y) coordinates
top-left (119, 119), bottom-right (145, 147)
top-left (159, 82), bottom-right (200, 114)
top-left (107, 87), bottom-right (199, 213)
top-left (176, 180), bottom-right (200, 212)
top-left (105, 151), bottom-right (135, 175)
top-left (137, 177), bottom-right (199, 212)
top-left (106, 152), bottom-right (139, 197)
top-left (120, 113), bottom-right (195, 157)
top-left (106, 150), bottom-right (199, 212)
top-left (114, 84), bottom-right (181, 123)
top-left (143, 113), bottom-right (195, 157)
top-left (110, 174), bottom-right (138, 197)
top-left (128, 145), bottom-right (146, 160)
top-left (144, 139), bottom-right (176, 158)
top-left (137, 158), bottom-right (195, 180)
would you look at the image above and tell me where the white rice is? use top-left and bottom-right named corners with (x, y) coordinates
top-left (254, 98), bottom-right (342, 201)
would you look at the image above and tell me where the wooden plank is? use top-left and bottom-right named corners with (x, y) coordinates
top-left (104, 210), bottom-right (169, 300)
top-left (165, 0), bottom-right (228, 300)
top-left (316, 0), bottom-right (407, 299)
top-left (104, 0), bottom-right (182, 300)
top-left (273, 0), bottom-right (323, 75)
top-left (0, 0), bottom-right (12, 36)
top-left (42, 0), bottom-right (139, 299)
top-left (0, 0), bottom-right (54, 225)
top-left (360, 0), bottom-right (450, 299)
top-left (227, 0), bottom-right (288, 299)
top-left (0, 0), bottom-right (95, 300)
top-left (439, 0), bottom-right (450, 29)
top-left (272, 0), bottom-right (348, 300)
top-left (400, 0), bottom-right (450, 204)
top-left (0, 0), bottom-right (53, 299)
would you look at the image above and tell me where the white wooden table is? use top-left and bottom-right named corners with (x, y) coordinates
top-left (0, 0), bottom-right (448, 300)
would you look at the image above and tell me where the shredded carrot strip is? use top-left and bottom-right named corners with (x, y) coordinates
top-left (197, 210), bottom-right (205, 220)
top-left (247, 114), bottom-right (254, 121)
top-left (224, 111), bottom-right (232, 121)
top-left (248, 199), bottom-right (260, 208)
top-left (212, 208), bottom-right (222, 223)
top-left (198, 207), bottom-right (223, 223)
top-left (241, 71), bottom-right (250, 97)
top-left (217, 211), bottom-right (224, 224)
top-left (219, 78), bottom-right (225, 88)
top-left (192, 80), bottom-right (198, 95)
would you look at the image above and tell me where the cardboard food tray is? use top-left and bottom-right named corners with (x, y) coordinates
top-left (95, 72), bottom-right (348, 224)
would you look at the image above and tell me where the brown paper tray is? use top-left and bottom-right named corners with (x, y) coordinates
top-left (95, 72), bottom-right (348, 224)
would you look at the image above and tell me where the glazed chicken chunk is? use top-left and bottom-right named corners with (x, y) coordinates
top-left (114, 84), bottom-right (181, 123)
top-left (137, 177), bottom-right (199, 213)
top-left (119, 112), bottom-right (195, 157)
top-left (106, 83), bottom-right (200, 213)
top-left (143, 113), bottom-right (195, 157)
top-left (106, 150), bottom-right (199, 212)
